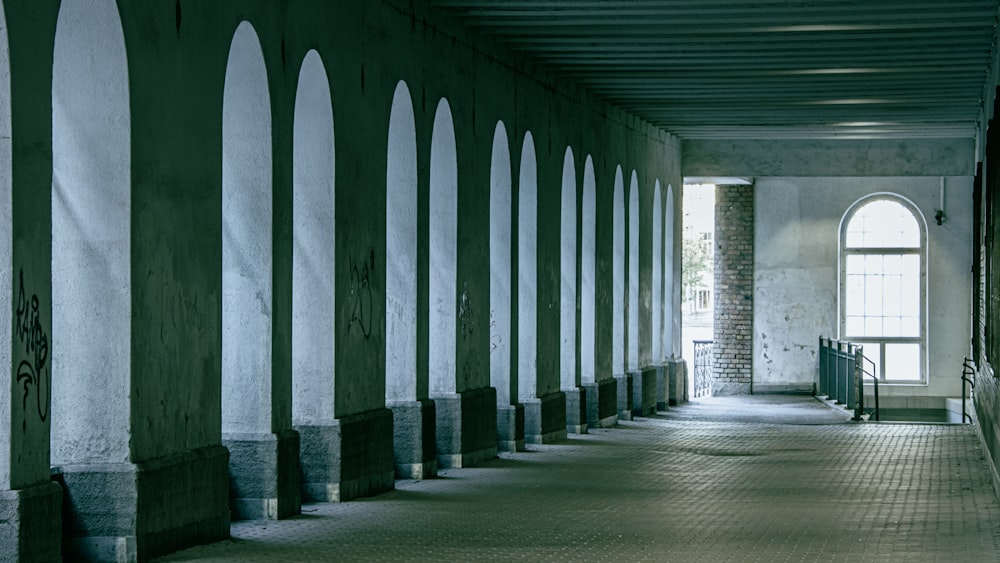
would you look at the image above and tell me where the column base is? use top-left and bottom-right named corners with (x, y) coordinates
top-left (55, 445), bottom-right (230, 561)
top-left (564, 386), bottom-right (588, 434)
top-left (523, 391), bottom-right (567, 444)
top-left (433, 387), bottom-right (498, 469)
top-left (0, 481), bottom-right (62, 563)
top-left (614, 374), bottom-right (633, 421)
top-left (388, 400), bottom-right (438, 479)
top-left (496, 403), bottom-right (526, 452)
top-left (666, 358), bottom-right (689, 406)
top-left (584, 379), bottom-right (619, 428)
top-left (224, 429), bottom-right (301, 520)
top-left (632, 368), bottom-right (656, 417)
top-left (297, 407), bottom-right (397, 499)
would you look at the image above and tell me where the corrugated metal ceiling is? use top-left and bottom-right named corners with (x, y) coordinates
top-left (431, 0), bottom-right (1000, 139)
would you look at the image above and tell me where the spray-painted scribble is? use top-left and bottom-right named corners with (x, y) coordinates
top-left (348, 250), bottom-right (375, 338)
top-left (14, 269), bottom-right (49, 425)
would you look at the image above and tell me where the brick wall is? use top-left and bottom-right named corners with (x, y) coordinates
top-left (713, 184), bottom-right (753, 395)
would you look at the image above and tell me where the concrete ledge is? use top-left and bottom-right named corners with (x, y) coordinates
top-left (614, 373), bottom-right (633, 421)
top-left (754, 384), bottom-right (814, 395)
top-left (524, 391), bottom-right (567, 444)
top-left (388, 399), bottom-right (438, 479)
top-left (433, 387), bottom-right (498, 468)
top-left (564, 386), bottom-right (588, 434)
top-left (496, 403), bottom-right (526, 452)
top-left (223, 430), bottom-right (301, 520)
top-left (632, 369), bottom-right (656, 417)
top-left (713, 382), bottom-right (752, 396)
top-left (0, 481), bottom-right (62, 563)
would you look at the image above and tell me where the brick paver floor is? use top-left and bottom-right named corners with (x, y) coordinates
top-left (156, 395), bottom-right (1000, 562)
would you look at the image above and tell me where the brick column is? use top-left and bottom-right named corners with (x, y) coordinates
top-left (713, 184), bottom-right (753, 395)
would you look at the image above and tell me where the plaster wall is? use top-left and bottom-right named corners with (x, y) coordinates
top-left (754, 176), bottom-right (973, 399)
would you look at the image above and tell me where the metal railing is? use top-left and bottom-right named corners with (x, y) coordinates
top-left (693, 339), bottom-right (713, 398)
top-left (962, 357), bottom-right (975, 424)
top-left (818, 337), bottom-right (878, 421)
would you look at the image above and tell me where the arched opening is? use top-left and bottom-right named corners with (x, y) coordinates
top-left (490, 122), bottom-right (512, 405)
top-left (292, 50), bottom-right (335, 424)
top-left (580, 156), bottom-right (596, 383)
top-left (429, 99), bottom-right (458, 396)
top-left (221, 22), bottom-right (272, 436)
top-left (652, 181), bottom-right (663, 362)
top-left (664, 184), bottom-right (675, 358)
top-left (560, 147), bottom-right (577, 390)
top-left (840, 194), bottom-right (926, 382)
top-left (612, 166), bottom-right (625, 374)
top-left (517, 133), bottom-right (538, 401)
top-left (628, 170), bottom-right (640, 371)
top-left (51, 0), bottom-right (131, 465)
top-left (385, 81), bottom-right (418, 403)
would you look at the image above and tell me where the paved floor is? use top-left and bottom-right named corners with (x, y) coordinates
top-left (156, 395), bottom-right (1000, 562)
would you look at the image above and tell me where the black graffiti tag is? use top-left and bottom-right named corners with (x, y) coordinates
top-left (347, 250), bottom-right (375, 338)
top-left (14, 269), bottom-right (50, 426)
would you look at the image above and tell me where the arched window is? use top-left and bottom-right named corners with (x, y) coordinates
top-left (517, 133), bottom-right (538, 401)
top-left (560, 148), bottom-right (577, 390)
top-left (627, 170), bottom-right (640, 371)
top-left (429, 99), bottom-right (458, 396)
top-left (840, 195), bottom-right (926, 383)
top-left (612, 167), bottom-right (625, 374)
top-left (652, 181), bottom-right (663, 362)
top-left (385, 81), bottom-right (418, 404)
top-left (51, 0), bottom-right (130, 464)
top-left (580, 156), bottom-right (596, 384)
top-left (490, 122), bottom-right (512, 405)
top-left (292, 50), bottom-right (335, 424)
top-left (221, 21), bottom-right (272, 436)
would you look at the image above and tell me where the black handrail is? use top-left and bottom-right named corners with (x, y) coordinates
top-left (962, 357), bottom-right (976, 424)
top-left (860, 354), bottom-right (879, 422)
top-left (818, 336), bottom-right (879, 422)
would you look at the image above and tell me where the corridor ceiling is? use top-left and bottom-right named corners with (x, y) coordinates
top-left (432, 0), bottom-right (1000, 140)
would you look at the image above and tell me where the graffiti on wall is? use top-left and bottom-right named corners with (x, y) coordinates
top-left (14, 269), bottom-right (50, 427)
top-left (348, 250), bottom-right (375, 338)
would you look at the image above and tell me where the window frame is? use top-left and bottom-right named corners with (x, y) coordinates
top-left (839, 193), bottom-right (928, 385)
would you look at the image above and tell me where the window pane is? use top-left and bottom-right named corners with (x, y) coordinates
top-left (846, 275), bottom-right (865, 316)
top-left (883, 276), bottom-right (901, 316)
top-left (883, 254), bottom-right (901, 275)
top-left (865, 255), bottom-right (883, 275)
top-left (865, 277), bottom-right (883, 316)
top-left (864, 316), bottom-right (881, 336)
top-left (885, 343), bottom-right (920, 381)
top-left (845, 199), bottom-right (920, 249)
top-left (882, 317), bottom-right (901, 337)
top-left (901, 316), bottom-right (920, 337)
top-left (846, 316), bottom-right (864, 336)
